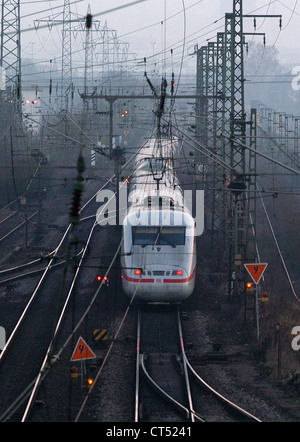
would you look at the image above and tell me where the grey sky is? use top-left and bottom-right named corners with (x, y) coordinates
top-left (19, 0), bottom-right (300, 68)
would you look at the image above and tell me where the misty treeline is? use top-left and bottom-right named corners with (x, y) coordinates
top-left (245, 42), bottom-right (299, 114)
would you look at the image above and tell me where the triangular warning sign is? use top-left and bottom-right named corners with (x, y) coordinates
top-left (70, 337), bottom-right (96, 362)
top-left (244, 263), bottom-right (268, 285)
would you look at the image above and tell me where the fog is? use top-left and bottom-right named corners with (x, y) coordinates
top-left (19, 0), bottom-right (300, 67)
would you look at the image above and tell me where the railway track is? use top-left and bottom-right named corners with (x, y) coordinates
top-left (0, 219), bottom-right (97, 421)
top-left (135, 305), bottom-right (261, 423)
top-left (0, 172), bottom-right (118, 421)
top-left (0, 149), bottom-right (141, 422)
top-left (0, 163), bottom-right (44, 247)
top-left (0, 208), bottom-right (39, 245)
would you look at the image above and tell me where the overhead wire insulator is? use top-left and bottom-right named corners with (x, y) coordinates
top-left (77, 153), bottom-right (85, 175)
top-left (171, 72), bottom-right (175, 96)
top-left (86, 13), bottom-right (93, 29)
top-left (159, 78), bottom-right (168, 112)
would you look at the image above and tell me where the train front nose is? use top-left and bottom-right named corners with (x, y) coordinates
top-left (122, 266), bottom-right (195, 302)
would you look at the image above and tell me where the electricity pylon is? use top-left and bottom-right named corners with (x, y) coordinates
top-left (1, 0), bottom-right (22, 116)
top-left (195, 0), bottom-right (282, 303)
top-left (61, 0), bottom-right (72, 112)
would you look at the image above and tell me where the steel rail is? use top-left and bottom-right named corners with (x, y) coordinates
top-left (0, 140), bottom-right (154, 421)
top-left (21, 147), bottom-right (145, 422)
top-left (135, 308), bottom-right (142, 422)
top-left (176, 308), bottom-right (197, 423)
top-left (21, 219), bottom-right (98, 421)
top-left (0, 175), bottom-right (113, 366)
top-left (0, 211), bottom-right (39, 244)
top-left (0, 256), bottom-right (51, 276)
top-left (184, 356), bottom-right (262, 423)
top-left (0, 203), bottom-right (103, 277)
top-left (0, 224), bottom-right (71, 366)
top-left (137, 306), bottom-right (205, 423)
top-left (0, 249), bottom-right (84, 285)
top-left (140, 353), bottom-right (196, 421)
top-left (0, 210), bottom-right (19, 226)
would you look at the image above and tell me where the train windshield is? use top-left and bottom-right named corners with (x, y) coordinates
top-left (132, 226), bottom-right (186, 247)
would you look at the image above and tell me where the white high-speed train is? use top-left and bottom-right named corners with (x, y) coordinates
top-left (121, 137), bottom-right (197, 303)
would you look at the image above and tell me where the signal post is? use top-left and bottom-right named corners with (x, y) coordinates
top-left (244, 263), bottom-right (268, 341)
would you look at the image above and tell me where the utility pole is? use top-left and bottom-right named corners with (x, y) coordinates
top-left (195, 0), bottom-right (282, 306)
top-left (61, 0), bottom-right (72, 113)
top-left (112, 145), bottom-right (125, 227)
top-left (81, 92), bottom-right (198, 162)
top-left (224, 2), bottom-right (247, 301)
top-left (1, 0), bottom-right (22, 117)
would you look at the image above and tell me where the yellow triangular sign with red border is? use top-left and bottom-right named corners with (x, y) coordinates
top-left (70, 336), bottom-right (96, 362)
top-left (244, 263), bottom-right (268, 285)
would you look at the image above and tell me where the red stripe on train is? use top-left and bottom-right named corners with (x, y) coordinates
top-left (122, 272), bottom-right (154, 283)
top-left (163, 268), bottom-right (195, 283)
top-left (122, 268), bottom-right (195, 284)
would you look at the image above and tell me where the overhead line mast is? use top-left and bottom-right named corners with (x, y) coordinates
top-left (195, 0), bottom-right (282, 305)
top-left (1, 0), bottom-right (22, 117)
top-left (61, 0), bottom-right (72, 113)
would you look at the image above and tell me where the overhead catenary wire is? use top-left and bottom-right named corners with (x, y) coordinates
top-left (16, 140), bottom-right (149, 422)
top-left (2, 0), bottom-right (300, 419)
top-left (257, 183), bottom-right (300, 304)
top-left (11, 0), bottom-right (151, 35)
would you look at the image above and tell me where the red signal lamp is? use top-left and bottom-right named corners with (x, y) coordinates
top-left (97, 275), bottom-right (109, 283)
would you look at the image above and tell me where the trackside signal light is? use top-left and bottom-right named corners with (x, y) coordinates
top-left (70, 366), bottom-right (78, 380)
top-left (246, 282), bottom-right (254, 293)
top-left (97, 275), bottom-right (109, 285)
top-left (87, 378), bottom-right (94, 389)
top-left (261, 291), bottom-right (269, 303)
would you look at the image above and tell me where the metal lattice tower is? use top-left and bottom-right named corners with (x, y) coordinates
top-left (61, 0), bottom-right (72, 112)
top-left (1, 0), bottom-right (22, 115)
top-left (196, 0), bottom-right (252, 300)
top-left (224, 2), bottom-right (248, 299)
